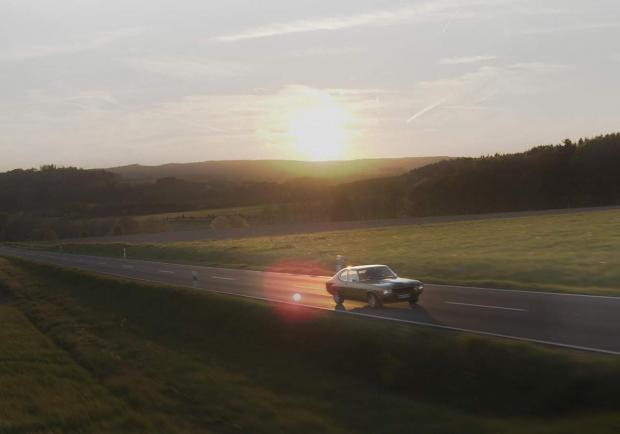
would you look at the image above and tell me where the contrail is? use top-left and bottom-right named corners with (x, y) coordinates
top-left (406, 97), bottom-right (447, 123)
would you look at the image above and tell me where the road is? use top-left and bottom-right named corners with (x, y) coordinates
top-left (65, 205), bottom-right (620, 244)
top-left (1, 246), bottom-right (619, 356)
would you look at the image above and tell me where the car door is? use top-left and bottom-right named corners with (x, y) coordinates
top-left (346, 270), bottom-right (362, 300)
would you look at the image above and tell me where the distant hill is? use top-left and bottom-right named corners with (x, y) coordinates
top-left (107, 157), bottom-right (449, 183)
top-left (4, 133), bottom-right (620, 242)
top-left (404, 133), bottom-right (620, 215)
top-left (334, 133), bottom-right (620, 219)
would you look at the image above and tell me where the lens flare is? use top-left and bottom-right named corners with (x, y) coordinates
top-left (259, 259), bottom-right (332, 323)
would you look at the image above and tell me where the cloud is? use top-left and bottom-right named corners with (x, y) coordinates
top-left (408, 61), bottom-right (572, 123)
top-left (127, 57), bottom-right (249, 79)
top-left (440, 55), bottom-right (496, 65)
top-left (0, 27), bottom-right (143, 62)
top-left (521, 21), bottom-right (620, 35)
top-left (508, 62), bottom-right (572, 73)
top-left (289, 47), bottom-right (361, 58)
top-left (213, 1), bottom-right (498, 42)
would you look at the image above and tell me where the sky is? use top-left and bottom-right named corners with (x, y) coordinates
top-left (1, 0), bottom-right (620, 170)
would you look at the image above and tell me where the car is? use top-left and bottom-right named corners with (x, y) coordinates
top-left (325, 264), bottom-right (424, 308)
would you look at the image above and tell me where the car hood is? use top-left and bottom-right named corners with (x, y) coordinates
top-left (372, 277), bottom-right (421, 287)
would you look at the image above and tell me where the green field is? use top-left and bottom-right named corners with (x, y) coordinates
top-left (34, 209), bottom-right (620, 295)
top-left (134, 204), bottom-right (268, 222)
top-left (1, 258), bottom-right (620, 433)
top-left (132, 201), bottom-right (326, 231)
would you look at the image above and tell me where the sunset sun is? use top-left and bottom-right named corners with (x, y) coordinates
top-left (288, 105), bottom-right (350, 160)
top-left (284, 88), bottom-right (353, 160)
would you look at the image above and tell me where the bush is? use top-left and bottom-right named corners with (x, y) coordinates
top-left (210, 215), bottom-right (231, 230)
top-left (229, 215), bottom-right (249, 228)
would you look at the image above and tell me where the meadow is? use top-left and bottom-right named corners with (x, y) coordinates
top-left (36, 209), bottom-right (620, 295)
top-left (1, 258), bottom-right (620, 433)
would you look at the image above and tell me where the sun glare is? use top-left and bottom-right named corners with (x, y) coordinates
top-left (285, 88), bottom-right (353, 160)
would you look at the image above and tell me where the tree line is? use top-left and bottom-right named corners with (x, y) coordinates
top-left (1, 133), bottom-right (619, 241)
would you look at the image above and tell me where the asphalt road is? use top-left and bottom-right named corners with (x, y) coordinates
top-left (1, 246), bottom-right (619, 356)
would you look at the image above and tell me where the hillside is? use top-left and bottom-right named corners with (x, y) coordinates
top-left (404, 133), bottom-right (620, 215)
top-left (107, 157), bottom-right (448, 183)
top-left (2, 133), bottom-right (619, 242)
top-left (334, 133), bottom-right (620, 220)
top-left (2, 259), bottom-right (620, 433)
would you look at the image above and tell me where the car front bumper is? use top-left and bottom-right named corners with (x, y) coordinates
top-left (382, 287), bottom-right (423, 303)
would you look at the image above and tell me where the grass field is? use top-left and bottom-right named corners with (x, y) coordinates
top-left (135, 204), bottom-right (268, 221)
top-left (1, 257), bottom-right (620, 433)
top-left (32, 209), bottom-right (620, 295)
top-left (134, 201), bottom-right (326, 231)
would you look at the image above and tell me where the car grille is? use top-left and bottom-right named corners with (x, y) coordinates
top-left (393, 287), bottom-right (413, 295)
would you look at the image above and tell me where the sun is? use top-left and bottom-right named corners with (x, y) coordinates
top-left (285, 89), bottom-right (352, 160)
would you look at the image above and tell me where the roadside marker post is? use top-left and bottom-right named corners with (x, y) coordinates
top-left (192, 271), bottom-right (198, 282)
top-left (123, 248), bottom-right (127, 259)
top-left (336, 255), bottom-right (343, 271)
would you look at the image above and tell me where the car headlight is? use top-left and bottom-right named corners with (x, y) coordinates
top-left (419, 284), bottom-right (424, 290)
top-left (383, 289), bottom-right (392, 295)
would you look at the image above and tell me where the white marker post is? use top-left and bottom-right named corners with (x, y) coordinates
top-left (192, 271), bottom-right (198, 282)
top-left (336, 255), bottom-right (343, 271)
top-left (123, 248), bottom-right (127, 259)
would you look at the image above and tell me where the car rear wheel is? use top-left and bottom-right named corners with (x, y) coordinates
top-left (333, 290), bottom-right (344, 305)
top-left (367, 293), bottom-right (382, 309)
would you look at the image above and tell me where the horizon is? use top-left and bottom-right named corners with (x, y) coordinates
top-left (2, 0), bottom-right (620, 171)
top-left (4, 154), bottom-right (446, 172)
top-left (5, 130), bottom-right (616, 172)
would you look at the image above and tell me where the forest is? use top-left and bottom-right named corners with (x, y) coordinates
top-left (1, 133), bottom-right (618, 241)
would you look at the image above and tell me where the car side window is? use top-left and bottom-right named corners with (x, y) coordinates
top-left (358, 269), bottom-right (368, 281)
top-left (338, 270), bottom-right (348, 282)
top-left (349, 270), bottom-right (359, 283)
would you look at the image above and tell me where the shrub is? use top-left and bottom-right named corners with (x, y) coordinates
top-left (210, 215), bottom-right (231, 230)
top-left (229, 215), bottom-right (249, 228)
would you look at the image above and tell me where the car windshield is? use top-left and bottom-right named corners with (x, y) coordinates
top-left (359, 266), bottom-right (397, 281)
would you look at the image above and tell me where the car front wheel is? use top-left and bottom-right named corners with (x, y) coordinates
top-left (367, 293), bottom-right (382, 309)
top-left (408, 296), bottom-right (419, 308)
top-left (333, 290), bottom-right (344, 305)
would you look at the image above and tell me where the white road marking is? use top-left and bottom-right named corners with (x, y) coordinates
top-left (212, 275), bottom-right (235, 280)
top-left (430, 283), bottom-right (620, 300)
top-left (446, 301), bottom-right (528, 312)
top-left (158, 269), bottom-right (175, 274)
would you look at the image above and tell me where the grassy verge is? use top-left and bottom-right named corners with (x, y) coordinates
top-left (0, 273), bottom-right (146, 432)
top-left (24, 209), bottom-right (620, 295)
top-left (1, 257), bottom-right (620, 433)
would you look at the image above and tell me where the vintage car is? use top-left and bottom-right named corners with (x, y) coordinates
top-left (325, 265), bottom-right (424, 308)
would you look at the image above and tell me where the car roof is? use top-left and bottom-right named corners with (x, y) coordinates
top-left (344, 264), bottom-right (388, 271)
